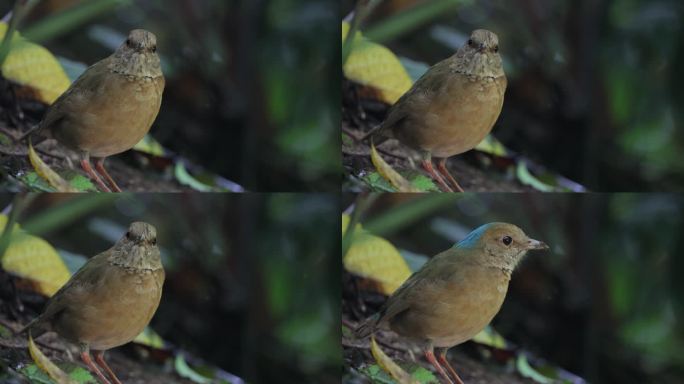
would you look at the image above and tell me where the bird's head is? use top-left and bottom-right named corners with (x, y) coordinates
top-left (456, 222), bottom-right (548, 272)
top-left (111, 221), bottom-right (162, 270)
top-left (123, 29), bottom-right (158, 54)
top-left (111, 29), bottom-right (162, 78)
top-left (453, 29), bottom-right (504, 78)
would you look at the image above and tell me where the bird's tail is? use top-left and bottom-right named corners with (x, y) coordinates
top-left (15, 317), bottom-right (48, 338)
top-left (358, 121), bottom-right (392, 145)
top-left (354, 313), bottom-right (381, 339)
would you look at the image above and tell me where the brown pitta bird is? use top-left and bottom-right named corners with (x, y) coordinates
top-left (364, 29), bottom-right (506, 192)
top-left (355, 223), bottom-right (548, 384)
top-left (25, 29), bottom-right (164, 192)
top-left (20, 222), bottom-right (165, 384)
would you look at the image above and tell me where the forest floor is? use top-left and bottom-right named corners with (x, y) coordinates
top-left (342, 272), bottom-right (547, 384)
top-left (0, 313), bottom-right (194, 384)
top-left (342, 81), bottom-right (583, 193)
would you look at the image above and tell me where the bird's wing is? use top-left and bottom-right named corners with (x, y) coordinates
top-left (37, 249), bottom-right (113, 322)
top-left (376, 247), bottom-right (465, 324)
top-left (40, 58), bottom-right (113, 131)
top-left (379, 57), bottom-right (453, 134)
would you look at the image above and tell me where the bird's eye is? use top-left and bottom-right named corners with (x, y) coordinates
top-left (502, 236), bottom-right (512, 246)
top-left (493, 45), bottom-right (499, 52)
top-left (125, 39), bottom-right (131, 46)
top-left (152, 238), bottom-right (157, 245)
top-left (125, 231), bottom-right (131, 238)
top-left (467, 39), bottom-right (474, 46)
top-left (151, 46), bottom-right (157, 52)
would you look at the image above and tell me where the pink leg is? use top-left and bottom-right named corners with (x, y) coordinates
top-left (80, 348), bottom-right (112, 384)
top-left (93, 350), bottom-right (123, 384)
top-left (436, 347), bottom-right (465, 384)
top-left (436, 158), bottom-right (464, 192)
top-left (94, 158), bottom-right (122, 192)
top-left (424, 346), bottom-right (455, 384)
top-left (421, 154), bottom-right (453, 192)
top-left (80, 155), bottom-right (111, 192)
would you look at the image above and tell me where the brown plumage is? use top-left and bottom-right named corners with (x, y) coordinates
top-left (33, 29), bottom-right (164, 192)
top-left (367, 29), bottom-right (507, 192)
top-left (23, 222), bottom-right (164, 384)
top-left (356, 223), bottom-right (548, 384)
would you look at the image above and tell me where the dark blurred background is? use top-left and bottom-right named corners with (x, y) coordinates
top-left (342, 0), bottom-right (684, 191)
top-left (0, 0), bottom-right (339, 191)
top-left (0, 193), bottom-right (340, 383)
top-left (343, 193), bottom-right (684, 384)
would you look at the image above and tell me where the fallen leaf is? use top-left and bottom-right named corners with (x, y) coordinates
top-left (371, 335), bottom-right (418, 384)
top-left (28, 332), bottom-right (78, 384)
top-left (28, 140), bottom-right (79, 192)
top-left (370, 142), bottom-right (421, 192)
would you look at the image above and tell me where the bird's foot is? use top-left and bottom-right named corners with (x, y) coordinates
top-left (80, 158), bottom-right (111, 192)
top-left (94, 350), bottom-right (124, 384)
top-left (421, 159), bottom-right (454, 192)
top-left (436, 158), bottom-right (464, 192)
top-left (94, 158), bottom-right (122, 192)
top-left (436, 348), bottom-right (465, 384)
top-left (424, 349), bottom-right (456, 384)
top-left (80, 350), bottom-right (112, 384)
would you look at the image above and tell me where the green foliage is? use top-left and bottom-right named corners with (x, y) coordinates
top-left (20, 363), bottom-right (96, 384)
top-left (360, 363), bottom-right (439, 384)
top-left (365, 0), bottom-right (473, 43)
top-left (23, 0), bottom-right (133, 43)
top-left (174, 355), bottom-right (212, 384)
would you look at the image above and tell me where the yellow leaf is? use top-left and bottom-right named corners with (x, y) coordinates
top-left (371, 335), bottom-right (418, 384)
top-left (341, 212), bottom-right (363, 236)
top-left (133, 326), bottom-right (165, 349)
top-left (0, 22), bottom-right (70, 104)
top-left (342, 214), bottom-right (411, 295)
top-left (474, 134), bottom-right (509, 157)
top-left (28, 332), bottom-right (77, 384)
top-left (342, 22), bottom-right (412, 104)
top-left (0, 215), bottom-right (71, 297)
top-left (133, 134), bottom-right (166, 157)
top-left (370, 141), bottom-right (421, 192)
top-left (471, 325), bottom-right (507, 349)
top-left (28, 140), bottom-right (79, 192)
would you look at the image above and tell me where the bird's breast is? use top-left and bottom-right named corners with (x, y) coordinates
top-left (395, 74), bottom-right (506, 158)
top-left (53, 73), bottom-right (165, 158)
top-left (389, 265), bottom-right (510, 348)
top-left (53, 265), bottom-right (164, 350)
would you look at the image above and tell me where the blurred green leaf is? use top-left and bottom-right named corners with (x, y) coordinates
top-left (22, 194), bottom-right (118, 235)
top-left (365, 0), bottom-right (473, 43)
top-left (23, 0), bottom-right (133, 43)
top-left (365, 194), bottom-right (461, 236)
top-left (174, 162), bottom-right (214, 192)
top-left (516, 162), bottom-right (556, 192)
top-left (516, 355), bottom-right (553, 384)
top-left (174, 355), bottom-right (211, 384)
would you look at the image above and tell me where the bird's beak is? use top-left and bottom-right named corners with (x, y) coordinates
top-left (526, 238), bottom-right (549, 250)
top-left (477, 43), bottom-right (486, 52)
